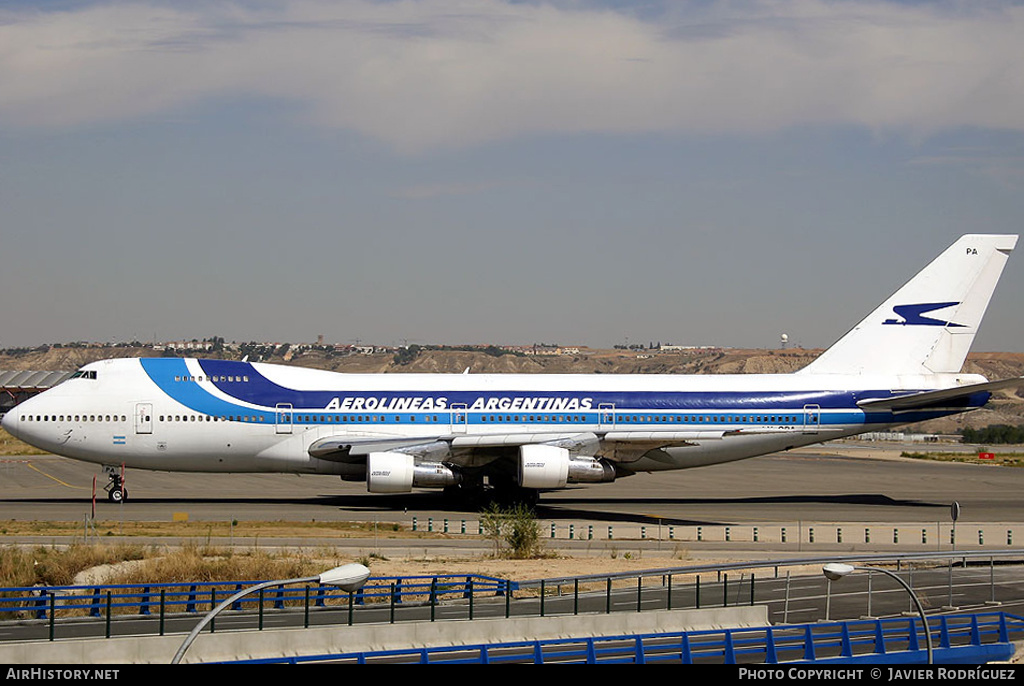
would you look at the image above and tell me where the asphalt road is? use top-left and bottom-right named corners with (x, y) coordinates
top-left (4, 446), bottom-right (1024, 663)
top-left (1, 446), bottom-right (1021, 528)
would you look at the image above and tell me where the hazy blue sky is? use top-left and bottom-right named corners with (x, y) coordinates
top-left (2, 0), bottom-right (1023, 351)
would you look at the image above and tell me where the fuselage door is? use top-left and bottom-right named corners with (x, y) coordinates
top-left (599, 403), bottom-right (616, 429)
top-left (135, 403), bottom-right (153, 435)
top-left (276, 403), bottom-right (293, 435)
top-left (803, 404), bottom-right (821, 433)
top-left (450, 403), bottom-right (468, 434)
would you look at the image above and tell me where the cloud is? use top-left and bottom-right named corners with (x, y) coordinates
top-left (909, 146), bottom-right (1024, 189)
top-left (392, 179), bottom-right (512, 199)
top-left (1, 0), bottom-right (1022, 151)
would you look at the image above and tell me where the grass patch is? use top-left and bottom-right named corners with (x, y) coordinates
top-left (0, 543), bottom-right (364, 618)
top-left (0, 541), bottom-right (357, 588)
top-left (900, 451), bottom-right (1024, 467)
top-left (0, 543), bottom-right (150, 587)
top-left (0, 518), bottom-right (432, 539)
top-left (102, 543), bottom-right (343, 585)
top-left (0, 428), bottom-right (48, 456)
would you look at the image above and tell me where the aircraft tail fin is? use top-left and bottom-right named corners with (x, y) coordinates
top-left (798, 234), bottom-right (1017, 376)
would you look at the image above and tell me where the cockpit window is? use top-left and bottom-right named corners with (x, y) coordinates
top-left (70, 370), bottom-right (98, 380)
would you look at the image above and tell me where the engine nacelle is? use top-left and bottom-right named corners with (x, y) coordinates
top-left (519, 445), bottom-right (570, 489)
top-left (367, 452), bottom-right (414, 493)
top-left (519, 445), bottom-right (616, 489)
top-left (412, 461), bottom-right (462, 489)
top-left (366, 452), bottom-right (460, 493)
top-left (566, 455), bottom-right (617, 484)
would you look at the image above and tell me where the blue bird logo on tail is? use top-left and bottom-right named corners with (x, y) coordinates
top-left (883, 302), bottom-right (966, 327)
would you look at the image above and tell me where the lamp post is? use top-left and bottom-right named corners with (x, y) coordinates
top-left (172, 563), bottom-right (371, 664)
top-left (822, 562), bottom-right (932, 664)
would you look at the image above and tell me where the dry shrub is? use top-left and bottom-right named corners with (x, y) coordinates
top-left (0, 547), bottom-right (37, 588)
top-left (0, 544), bottom-right (362, 619)
top-left (480, 503), bottom-right (547, 559)
top-left (0, 544), bottom-right (148, 587)
top-left (104, 543), bottom-right (336, 585)
top-left (0, 543), bottom-right (349, 589)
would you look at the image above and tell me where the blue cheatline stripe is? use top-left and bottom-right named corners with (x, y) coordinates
top-left (193, 358), bottom-right (902, 411)
top-left (141, 359), bottom-right (275, 422)
top-left (139, 359), bottom-right (984, 429)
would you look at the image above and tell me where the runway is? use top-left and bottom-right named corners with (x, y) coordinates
top-left (1, 446), bottom-right (1021, 528)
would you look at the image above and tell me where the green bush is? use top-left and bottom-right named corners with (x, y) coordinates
top-left (480, 503), bottom-right (544, 559)
top-left (961, 424), bottom-right (1024, 445)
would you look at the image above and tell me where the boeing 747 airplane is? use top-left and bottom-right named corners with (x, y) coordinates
top-left (3, 234), bottom-right (1020, 504)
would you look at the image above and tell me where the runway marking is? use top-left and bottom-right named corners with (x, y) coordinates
top-left (26, 461), bottom-right (89, 490)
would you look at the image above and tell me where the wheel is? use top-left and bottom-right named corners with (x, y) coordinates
top-left (443, 483), bottom-right (487, 510)
top-left (108, 487), bottom-right (125, 503)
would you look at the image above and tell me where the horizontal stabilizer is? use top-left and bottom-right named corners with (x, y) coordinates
top-left (856, 377), bottom-right (1024, 412)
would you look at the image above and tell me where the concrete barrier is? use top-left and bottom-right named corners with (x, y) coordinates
top-left (0, 605), bottom-right (769, 664)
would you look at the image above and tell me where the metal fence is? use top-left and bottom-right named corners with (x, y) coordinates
top-left (2, 550), bottom-right (1022, 643)
top-left (231, 612), bottom-right (1024, 664)
top-left (0, 574), bottom-right (514, 639)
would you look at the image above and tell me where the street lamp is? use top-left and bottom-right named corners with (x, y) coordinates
top-left (822, 562), bottom-right (932, 664)
top-left (172, 563), bottom-right (371, 664)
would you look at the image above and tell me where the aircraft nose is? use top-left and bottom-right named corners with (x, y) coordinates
top-left (1, 408), bottom-right (18, 439)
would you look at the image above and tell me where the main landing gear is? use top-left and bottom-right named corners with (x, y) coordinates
top-left (441, 477), bottom-right (539, 510)
top-left (102, 465), bottom-right (128, 503)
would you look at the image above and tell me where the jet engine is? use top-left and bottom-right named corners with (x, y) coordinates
top-left (518, 445), bottom-right (616, 489)
top-left (366, 451), bottom-right (460, 493)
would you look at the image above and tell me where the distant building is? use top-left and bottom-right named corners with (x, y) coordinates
top-left (659, 345), bottom-right (720, 352)
top-left (523, 345), bottom-right (585, 356)
top-left (161, 341), bottom-right (213, 351)
top-left (0, 370), bottom-right (74, 415)
top-left (854, 432), bottom-right (946, 443)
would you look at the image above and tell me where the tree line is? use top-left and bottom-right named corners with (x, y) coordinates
top-left (961, 424), bottom-right (1024, 445)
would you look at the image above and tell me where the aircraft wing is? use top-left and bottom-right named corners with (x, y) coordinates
top-left (856, 377), bottom-right (1024, 413)
top-left (308, 429), bottom-right (744, 464)
top-left (308, 435), bottom-right (449, 462)
top-left (307, 432), bottom-right (601, 462)
top-left (449, 432), bottom-right (598, 449)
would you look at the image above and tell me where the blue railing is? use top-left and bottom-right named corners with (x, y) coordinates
top-left (0, 574), bottom-right (515, 620)
top-left (231, 612), bottom-right (1024, 664)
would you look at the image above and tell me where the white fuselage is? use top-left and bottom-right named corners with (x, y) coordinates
top-left (2, 356), bottom-right (987, 477)
top-left (3, 234), bottom-right (1014, 499)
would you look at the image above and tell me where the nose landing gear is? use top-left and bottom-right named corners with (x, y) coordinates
top-left (102, 465), bottom-right (128, 503)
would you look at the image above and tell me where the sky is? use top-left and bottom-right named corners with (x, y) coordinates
top-left (2, 0), bottom-right (1024, 352)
